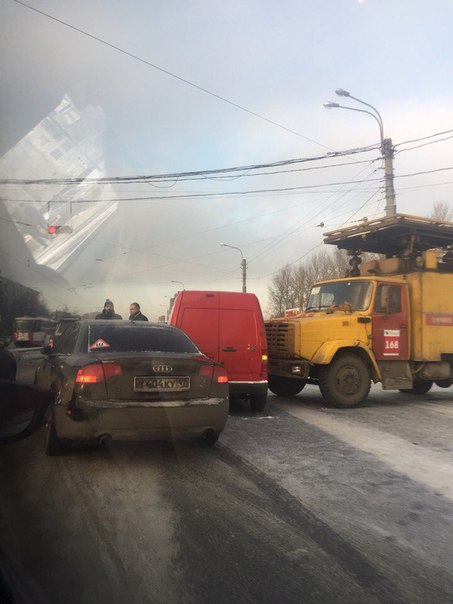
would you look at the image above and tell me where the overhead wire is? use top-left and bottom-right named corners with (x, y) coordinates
top-left (0, 144), bottom-right (380, 186)
top-left (2, 127), bottom-right (452, 189)
top-left (1, 176), bottom-right (386, 205)
top-left (252, 188), bottom-right (382, 281)
top-left (213, 158), bottom-right (381, 281)
top-left (247, 163), bottom-right (380, 265)
top-left (6, 162), bottom-right (453, 207)
top-left (394, 128), bottom-right (453, 149)
top-left (395, 135), bottom-right (453, 154)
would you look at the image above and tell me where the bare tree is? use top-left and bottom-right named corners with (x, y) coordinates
top-left (267, 249), bottom-right (349, 317)
top-left (430, 201), bottom-right (453, 222)
top-left (267, 265), bottom-right (295, 318)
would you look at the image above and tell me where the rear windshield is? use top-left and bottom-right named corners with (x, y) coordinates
top-left (87, 324), bottom-right (199, 353)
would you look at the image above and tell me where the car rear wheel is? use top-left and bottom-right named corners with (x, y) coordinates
top-left (249, 392), bottom-right (267, 412)
top-left (319, 353), bottom-right (370, 408)
top-left (399, 380), bottom-right (433, 395)
top-left (268, 375), bottom-right (305, 397)
top-left (45, 412), bottom-right (71, 456)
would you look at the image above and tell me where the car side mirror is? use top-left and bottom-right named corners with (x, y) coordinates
top-left (0, 380), bottom-right (54, 444)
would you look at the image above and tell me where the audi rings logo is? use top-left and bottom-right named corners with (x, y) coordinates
top-left (152, 364), bottom-right (173, 373)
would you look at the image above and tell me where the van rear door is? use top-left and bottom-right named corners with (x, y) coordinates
top-left (179, 308), bottom-right (219, 362)
top-left (219, 309), bottom-right (261, 381)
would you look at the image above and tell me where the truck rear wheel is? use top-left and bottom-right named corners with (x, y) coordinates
top-left (268, 375), bottom-right (305, 397)
top-left (399, 380), bottom-right (433, 395)
top-left (434, 380), bottom-right (452, 389)
top-left (319, 353), bottom-right (370, 408)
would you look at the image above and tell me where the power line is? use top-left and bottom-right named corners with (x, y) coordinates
top-left (0, 178), bottom-right (384, 204)
top-left (254, 189), bottom-right (382, 280)
top-left (5, 163), bottom-right (451, 209)
top-left (397, 179), bottom-right (453, 191)
top-left (395, 134), bottom-right (453, 154)
top-left (10, 0), bottom-right (333, 150)
top-left (395, 128), bottom-right (453, 148)
top-left (248, 163), bottom-right (380, 264)
top-left (0, 157), bottom-right (382, 193)
top-left (397, 165), bottom-right (453, 179)
top-left (0, 144), bottom-right (379, 186)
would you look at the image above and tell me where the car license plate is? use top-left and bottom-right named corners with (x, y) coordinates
top-left (134, 376), bottom-right (190, 392)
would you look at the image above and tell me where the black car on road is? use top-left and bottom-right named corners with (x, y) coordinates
top-left (35, 320), bottom-right (229, 455)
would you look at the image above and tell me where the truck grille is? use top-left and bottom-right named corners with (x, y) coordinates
top-left (265, 321), bottom-right (298, 358)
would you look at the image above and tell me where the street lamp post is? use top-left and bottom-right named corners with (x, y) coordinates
top-left (220, 243), bottom-right (247, 292)
top-left (324, 88), bottom-right (396, 217)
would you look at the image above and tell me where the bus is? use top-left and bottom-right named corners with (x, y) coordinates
top-left (13, 317), bottom-right (56, 348)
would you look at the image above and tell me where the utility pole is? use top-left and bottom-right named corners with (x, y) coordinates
top-left (240, 257), bottom-right (247, 293)
top-left (382, 137), bottom-right (396, 216)
top-left (220, 243), bottom-right (247, 292)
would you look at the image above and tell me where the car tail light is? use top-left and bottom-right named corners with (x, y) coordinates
top-left (200, 364), bottom-right (228, 383)
top-left (213, 366), bottom-right (228, 383)
top-left (103, 363), bottom-right (122, 379)
top-left (76, 363), bottom-right (122, 383)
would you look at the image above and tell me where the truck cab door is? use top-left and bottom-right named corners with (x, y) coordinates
top-left (372, 283), bottom-right (409, 360)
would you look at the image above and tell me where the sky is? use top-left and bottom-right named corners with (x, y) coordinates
top-left (1, 0), bottom-right (453, 319)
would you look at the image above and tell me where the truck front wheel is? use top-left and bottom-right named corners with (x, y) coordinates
top-left (319, 353), bottom-right (370, 408)
top-left (268, 375), bottom-right (306, 397)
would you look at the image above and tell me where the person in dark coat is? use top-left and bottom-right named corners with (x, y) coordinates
top-left (129, 302), bottom-right (148, 321)
top-left (95, 299), bottom-right (123, 320)
top-left (0, 343), bottom-right (17, 380)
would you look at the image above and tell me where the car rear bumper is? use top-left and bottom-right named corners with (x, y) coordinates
top-left (55, 396), bottom-right (229, 441)
top-left (229, 381), bottom-right (268, 397)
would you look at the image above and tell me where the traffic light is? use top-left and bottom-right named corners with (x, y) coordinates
top-left (47, 225), bottom-right (72, 235)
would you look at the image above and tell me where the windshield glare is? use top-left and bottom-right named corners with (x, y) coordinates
top-left (306, 281), bottom-right (373, 312)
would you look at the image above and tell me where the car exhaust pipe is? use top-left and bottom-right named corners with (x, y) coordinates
top-left (198, 428), bottom-right (219, 445)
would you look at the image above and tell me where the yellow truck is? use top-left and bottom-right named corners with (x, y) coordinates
top-left (265, 214), bottom-right (453, 407)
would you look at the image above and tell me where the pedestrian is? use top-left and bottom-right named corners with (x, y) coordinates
top-left (95, 299), bottom-right (123, 320)
top-left (129, 302), bottom-right (148, 322)
top-left (0, 342), bottom-right (17, 380)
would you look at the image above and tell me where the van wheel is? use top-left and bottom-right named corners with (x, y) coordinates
top-left (268, 375), bottom-right (305, 397)
top-left (319, 353), bottom-right (370, 408)
top-left (45, 413), bottom-right (71, 456)
top-left (399, 380), bottom-right (433, 395)
top-left (249, 393), bottom-right (267, 412)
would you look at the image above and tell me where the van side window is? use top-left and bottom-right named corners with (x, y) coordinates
top-left (375, 285), bottom-right (401, 314)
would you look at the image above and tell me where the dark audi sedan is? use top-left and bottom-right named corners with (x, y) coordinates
top-left (35, 320), bottom-right (229, 455)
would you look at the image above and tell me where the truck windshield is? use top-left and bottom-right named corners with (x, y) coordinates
top-left (306, 280), bottom-right (373, 311)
